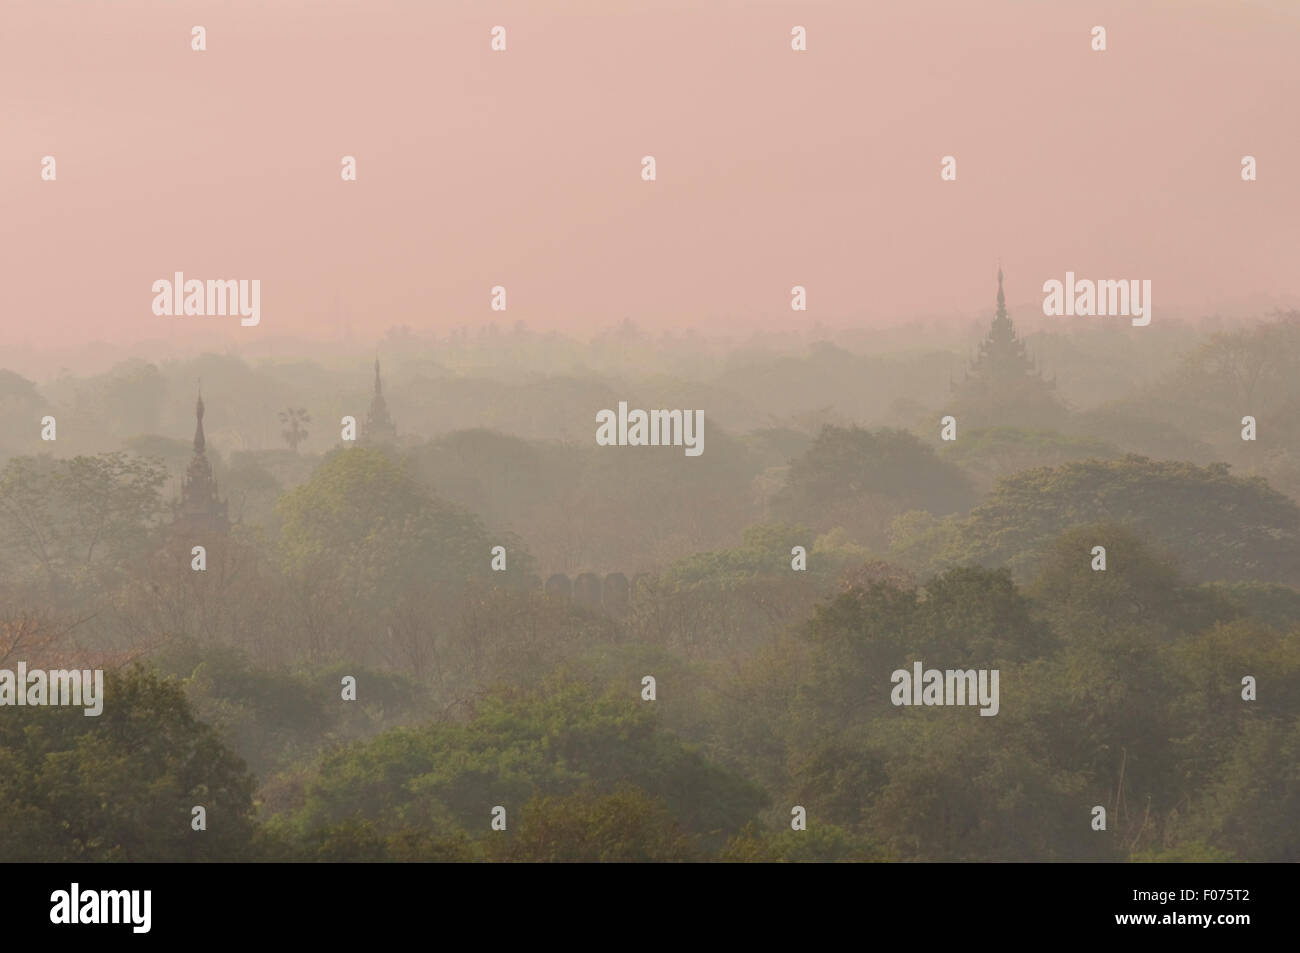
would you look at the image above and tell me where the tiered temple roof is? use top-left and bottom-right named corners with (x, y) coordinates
top-left (951, 266), bottom-right (1064, 428)
top-left (363, 359), bottom-right (397, 445)
top-left (172, 389), bottom-right (229, 537)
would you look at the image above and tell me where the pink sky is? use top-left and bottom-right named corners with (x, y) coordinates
top-left (2, 0), bottom-right (1298, 357)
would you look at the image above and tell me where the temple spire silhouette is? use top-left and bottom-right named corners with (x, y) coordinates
top-left (193, 384), bottom-right (206, 453)
top-left (996, 262), bottom-right (1006, 319)
top-left (363, 357), bottom-right (397, 446)
top-left (949, 265), bottom-right (1065, 429)
top-left (173, 385), bottom-right (229, 537)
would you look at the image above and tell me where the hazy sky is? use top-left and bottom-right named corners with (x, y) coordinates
top-left (3, 0), bottom-right (1298, 360)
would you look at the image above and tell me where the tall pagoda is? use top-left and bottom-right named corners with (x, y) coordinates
top-left (172, 389), bottom-right (229, 537)
top-left (362, 358), bottom-right (398, 446)
top-left (951, 266), bottom-right (1065, 429)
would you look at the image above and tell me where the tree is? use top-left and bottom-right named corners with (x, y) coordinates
top-left (279, 677), bottom-right (766, 855)
top-left (274, 448), bottom-right (530, 682)
top-left (773, 426), bottom-right (975, 547)
top-left (221, 454), bottom-right (282, 524)
top-left (722, 821), bottom-right (886, 862)
top-left (77, 359), bottom-right (168, 437)
top-left (278, 406), bottom-right (311, 452)
top-left (1078, 313), bottom-right (1300, 461)
top-left (0, 370), bottom-right (44, 454)
top-left (1026, 523), bottom-right (1236, 642)
top-left (947, 456), bottom-right (1300, 585)
top-left (493, 787), bottom-right (700, 862)
top-left (0, 452), bottom-right (168, 593)
top-left (939, 426), bottom-right (1121, 494)
top-left (0, 610), bottom-right (79, 672)
top-left (796, 565), bottom-right (1050, 740)
top-left (1167, 618), bottom-right (1300, 789)
top-left (1177, 316), bottom-right (1300, 418)
top-left (762, 567), bottom-right (1107, 861)
top-left (1171, 716), bottom-right (1300, 862)
top-left (0, 666), bottom-right (259, 861)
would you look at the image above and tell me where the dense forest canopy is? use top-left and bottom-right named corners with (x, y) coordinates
top-left (2, 314), bottom-right (1298, 861)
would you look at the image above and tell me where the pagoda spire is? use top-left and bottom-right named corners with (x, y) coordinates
top-left (194, 383), bottom-right (206, 453)
top-left (948, 262), bottom-right (1065, 427)
top-left (996, 261), bottom-right (1006, 320)
top-left (171, 383), bottom-right (229, 537)
top-left (363, 357), bottom-right (397, 446)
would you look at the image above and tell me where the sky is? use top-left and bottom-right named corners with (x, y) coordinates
top-left (2, 0), bottom-right (1298, 368)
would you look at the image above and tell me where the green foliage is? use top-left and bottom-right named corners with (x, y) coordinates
top-left (886, 509), bottom-right (962, 571)
top-left (1026, 523), bottom-right (1237, 641)
top-left (1203, 581), bottom-right (1300, 633)
top-left (760, 567), bottom-right (1096, 861)
top-left (494, 787), bottom-right (700, 862)
top-left (7, 328), bottom-right (1300, 864)
top-left (277, 677), bottom-right (766, 859)
top-left (0, 451), bottom-right (168, 592)
top-left (939, 427), bottom-right (1121, 493)
top-left (803, 565), bottom-right (1049, 679)
top-left (721, 820), bottom-right (886, 862)
top-left (278, 446), bottom-right (533, 590)
top-left (0, 666), bottom-right (258, 860)
top-left (1167, 618), bottom-right (1300, 774)
top-left (942, 456), bottom-right (1300, 584)
top-left (662, 523), bottom-right (815, 587)
top-left (279, 448), bottom-right (471, 572)
top-left (1171, 716), bottom-right (1300, 862)
top-left (1130, 842), bottom-right (1235, 863)
top-left (774, 425), bottom-right (976, 546)
top-left (151, 642), bottom-right (433, 781)
top-left (178, 645), bottom-right (336, 777)
top-left (697, 527), bottom-right (1300, 862)
top-left (272, 447), bottom-right (537, 683)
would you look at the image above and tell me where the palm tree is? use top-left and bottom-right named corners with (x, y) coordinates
top-left (278, 407), bottom-right (311, 452)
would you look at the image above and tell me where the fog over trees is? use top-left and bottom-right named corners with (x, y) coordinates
top-left (2, 306), bottom-right (1298, 862)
